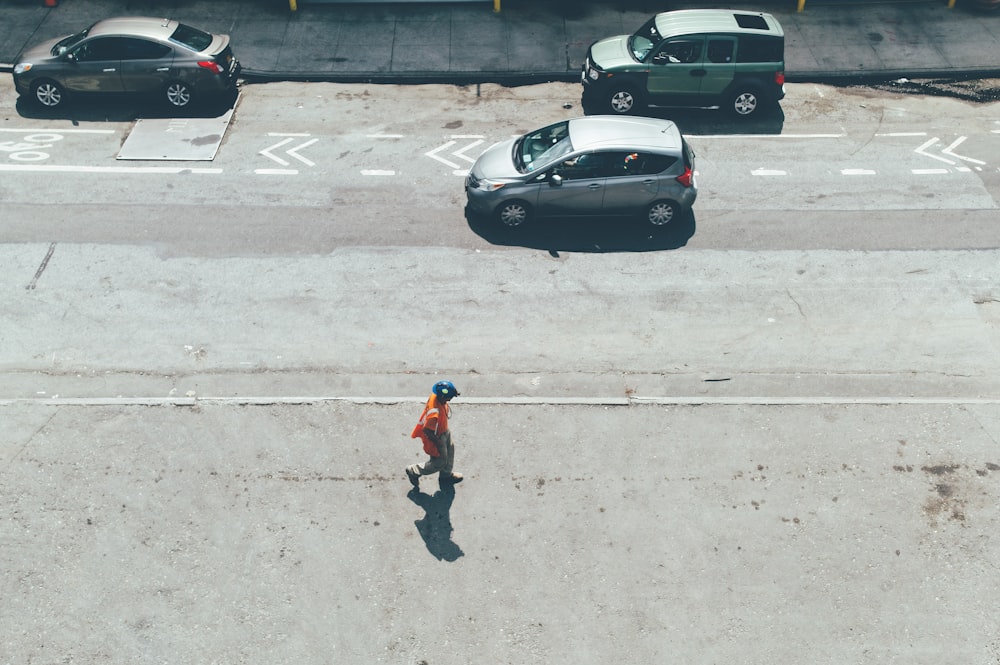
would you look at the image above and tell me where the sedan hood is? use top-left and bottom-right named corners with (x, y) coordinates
top-left (470, 138), bottom-right (521, 180)
top-left (589, 35), bottom-right (635, 69)
top-left (16, 37), bottom-right (64, 64)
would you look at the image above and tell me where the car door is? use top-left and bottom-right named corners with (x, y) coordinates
top-left (63, 36), bottom-right (125, 93)
top-left (119, 37), bottom-right (174, 93)
top-left (600, 152), bottom-right (678, 214)
top-left (645, 36), bottom-right (707, 100)
top-left (536, 152), bottom-right (608, 216)
top-left (700, 36), bottom-right (737, 97)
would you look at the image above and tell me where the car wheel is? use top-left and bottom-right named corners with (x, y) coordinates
top-left (606, 86), bottom-right (640, 115)
top-left (496, 200), bottom-right (531, 228)
top-left (645, 199), bottom-right (679, 227)
top-left (729, 86), bottom-right (764, 118)
top-left (32, 79), bottom-right (65, 108)
top-left (165, 81), bottom-right (193, 108)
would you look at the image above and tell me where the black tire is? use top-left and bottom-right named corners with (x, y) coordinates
top-left (31, 79), bottom-right (65, 108)
top-left (644, 199), bottom-right (679, 227)
top-left (164, 80), bottom-right (194, 108)
top-left (496, 200), bottom-right (532, 228)
top-left (728, 85), bottom-right (765, 119)
top-left (605, 86), bottom-right (641, 115)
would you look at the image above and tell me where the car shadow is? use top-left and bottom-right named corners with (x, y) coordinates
top-left (467, 208), bottom-right (696, 254)
top-left (14, 87), bottom-right (240, 123)
top-left (582, 97), bottom-right (786, 136)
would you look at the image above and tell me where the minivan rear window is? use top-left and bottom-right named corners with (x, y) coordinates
top-left (736, 35), bottom-right (783, 63)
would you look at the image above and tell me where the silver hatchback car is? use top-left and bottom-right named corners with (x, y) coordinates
top-left (466, 116), bottom-right (697, 228)
top-left (13, 16), bottom-right (240, 110)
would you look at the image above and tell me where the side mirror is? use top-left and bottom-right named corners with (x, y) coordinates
top-left (549, 174), bottom-right (563, 187)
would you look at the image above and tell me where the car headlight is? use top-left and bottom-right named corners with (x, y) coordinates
top-left (476, 179), bottom-right (506, 192)
top-left (14, 63), bottom-right (33, 75)
top-left (588, 67), bottom-right (600, 80)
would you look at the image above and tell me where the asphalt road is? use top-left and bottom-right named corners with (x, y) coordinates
top-left (3, 79), bottom-right (1000, 664)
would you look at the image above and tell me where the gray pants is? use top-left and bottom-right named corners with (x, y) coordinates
top-left (409, 431), bottom-right (454, 478)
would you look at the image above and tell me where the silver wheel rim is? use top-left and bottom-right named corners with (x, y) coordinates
top-left (166, 83), bottom-right (191, 107)
top-left (499, 204), bottom-right (527, 227)
top-left (36, 83), bottom-right (61, 107)
top-left (610, 91), bottom-right (633, 113)
top-left (734, 92), bottom-right (758, 116)
top-left (648, 202), bottom-right (675, 226)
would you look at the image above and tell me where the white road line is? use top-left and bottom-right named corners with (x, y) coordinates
top-left (0, 128), bottom-right (115, 134)
top-left (361, 169), bottom-right (396, 176)
top-left (875, 132), bottom-right (927, 137)
top-left (254, 168), bottom-right (298, 175)
top-left (0, 164), bottom-right (221, 174)
top-left (367, 134), bottom-right (404, 139)
top-left (751, 168), bottom-right (788, 176)
top-left (842, 168), bottom-right (877, 175)
top-left (941, 136), bottom-right (987, 165)
top-left (912, 168), bottom-right (950, 175)
top-left (267, 132), bottom-right (310, 137)
top-left (285, 138), bottom-right (318, 167)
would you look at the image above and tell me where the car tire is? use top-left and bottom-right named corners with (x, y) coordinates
top-left (606, 86), bottom-right (641, 115)
top-left (165, 81), bottom-right (194, 108)
top-left (31, 79), bottom-right (65, 108)
top-left (645, 199), bottom-right (680, 227)
top-left (728, 85), bottom-right (765, 119)
top-left (496, 200), bottom-right (532, 228)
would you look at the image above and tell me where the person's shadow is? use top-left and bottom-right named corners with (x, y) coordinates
top-left (408, 483), bottom-right (464, 562)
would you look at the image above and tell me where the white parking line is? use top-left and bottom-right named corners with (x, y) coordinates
top-left (842, 168), bottom-right (877, 175)
top-left (361, 169), bottom-right (395, 176)
top-left (751, 168), bottom-right (788, 176)
top-left (0, 128), bottom-right (115, 134)
top-left (254, 168), bottom-right (298, 175)
top-left (0, 164), bottom-right (221, 174)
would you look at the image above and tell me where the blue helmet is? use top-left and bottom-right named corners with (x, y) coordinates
top-left (432, 380), bottom-right (460, 400)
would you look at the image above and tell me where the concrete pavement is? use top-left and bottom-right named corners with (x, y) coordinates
top-left (1, 0), bottom-right (1000, 83)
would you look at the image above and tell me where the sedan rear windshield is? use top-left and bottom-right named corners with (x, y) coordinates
top-left (169, 23), bottom-right (214, 52)
top-left (514, 121), bottom-right (574, 173)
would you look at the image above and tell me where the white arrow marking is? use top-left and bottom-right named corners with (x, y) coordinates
top-left (914, 138), bottom-right (955, 165)
top-left (286, 138), bottom-right (318, 167)
top-left (425, 140), bottom-right (460, 169)
top-left (260, 137), bottom-right (293, 166)
top-left (451, 139), bottom-right (484, 164)
top-left (941, 136), bottom-right (986, 165)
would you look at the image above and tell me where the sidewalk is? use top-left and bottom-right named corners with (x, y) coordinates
top-left (1, 0), bottom-right (999, 83)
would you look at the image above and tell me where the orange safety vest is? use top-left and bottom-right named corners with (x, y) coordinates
top-left (411, 394), bottom-right (450, 457)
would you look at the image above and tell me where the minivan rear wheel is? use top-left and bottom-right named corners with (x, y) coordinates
top-left (728, 86), bottom-right (764, 118)
top-left (606, 86), bottom-right (640, 115)
top-left (496, 200), bottom-right (532, 228)
top-left (645, 200), bottom-right (679, 227)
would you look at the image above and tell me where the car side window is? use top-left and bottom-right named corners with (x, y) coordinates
top-left (603, 152), bottom-right (679, 177)
top-left (736, 36), bottom-right (783, 63)
top-left (121, 38), bottom-right (171, 60)
top-left (651, 39), bottom-right (702, 65)
top-left (73, 37), bottom-right (123, 62)
top-left (707, 39), bottom-right (734, 64)
top-left (552, 152), bottom-right (607, 181)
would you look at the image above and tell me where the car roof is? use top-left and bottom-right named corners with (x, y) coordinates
top-left (654, 10), bottom-right (784, 39)
top-left (567, 116), bottom-right (683, 152)
top-left (86, 16), bottom-right (179, 40)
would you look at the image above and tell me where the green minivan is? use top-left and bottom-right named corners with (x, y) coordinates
top-left (582, 10), bottom-right (785, 119)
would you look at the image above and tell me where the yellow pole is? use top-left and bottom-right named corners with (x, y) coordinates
top-left (494, 0), bottom-right (501, 12)
top-left (947, 0), bottom-right (955, 6)
top-left (289, 0), bottom-right (297, 10)
top-left (797, 0), bottom-right (805, 10)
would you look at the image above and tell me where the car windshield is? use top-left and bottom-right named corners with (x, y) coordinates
top-left (169, 23), bottom-right (214, 52)
top-left (514, 121), bottom-right (573, 173)
top-left (628, 16), bottom-right (661, 61)
top-left (51, 28), bottom-right (90, 56)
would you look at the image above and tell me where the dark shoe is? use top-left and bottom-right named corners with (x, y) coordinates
top-left (440, 472), bottom-right (463, 484)
top-left (406, 467), bottom-right (420, 489)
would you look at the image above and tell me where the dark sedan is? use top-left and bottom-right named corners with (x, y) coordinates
top-left (13, 16), bottom-right (240, 109)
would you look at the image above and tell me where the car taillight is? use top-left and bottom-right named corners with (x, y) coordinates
top-left (198, 61), bottom-right (223, 74)
top-left (676, 166), bottom-right (694, 188)
top-left (775, 71), bottom-right (785, 86)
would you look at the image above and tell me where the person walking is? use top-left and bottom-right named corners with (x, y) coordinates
top-left (406, 380), bottom-right (463, 489)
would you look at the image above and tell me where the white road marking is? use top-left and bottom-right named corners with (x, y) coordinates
top-left (0, 164), bottom-right (222, 174)
top-left (912, 168), bottom-right (950, 175)
top-left (940, 136), bottom-right (986, 165)
top-left (254, 168), bottom-right (298, 175)
top-left (914, 137), bottom-right (956, 165)
top-left (0, 128), bottom-right (115, 134)
top-left (751, 168), bottom-right (788, 176)
top-left (361, 169), bottom-right (395, 176)
top-left (842, 169), bottom-right (877, 175)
